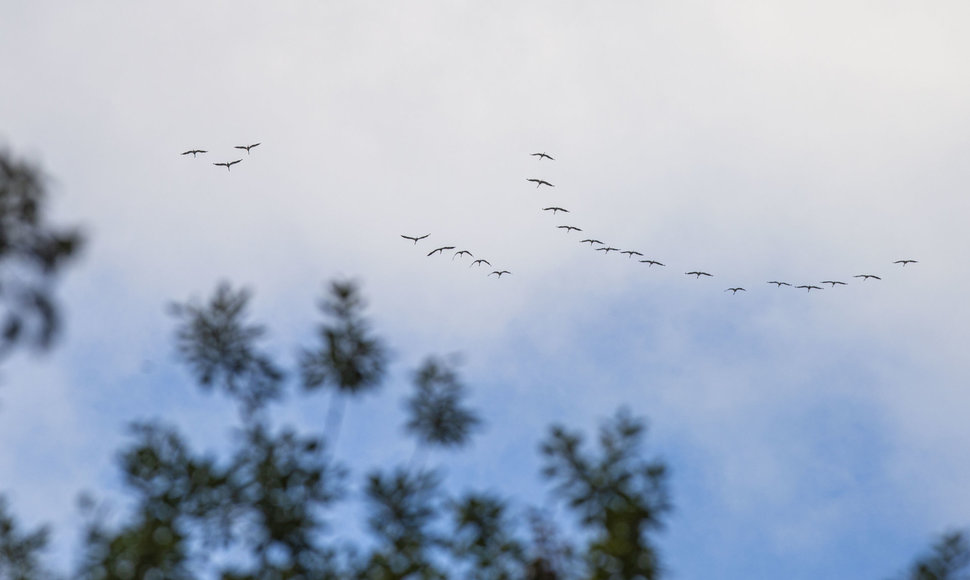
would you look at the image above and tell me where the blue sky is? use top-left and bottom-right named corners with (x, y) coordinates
top-left (2, 1), bottom-right (970, 577)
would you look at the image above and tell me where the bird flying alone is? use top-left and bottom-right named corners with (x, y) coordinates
top-left (640, 260), bottom-right (665, 267)
top-left (725, 287), bottom-right (746, 294)
top-left (796, 285), bottom-right (824, 292)
top-left (181, 149), bottom-right (207, 157)
top-left (527, 179), bottom-right (554, 188)
top-left (557, 225), bottom-right (582, 233)
top-left (427, 246), bottom-right (456, 256)
top-left (489, 270), bottom-right (511, 278)
top-left (894, 259), bottom-right (918, 266)
top-left (213, 159), bottom-right (242, 171)
top-left (401, 234), bottom-right (430, 245)
top-left (543, 207), bottom-right (569, 214)
top-left (686, 271), bottom-right (713, 278)
top-left (854, 274), bottom-right (882, 281)
top-left (235, 143), bottom-right (261, 154)
top-left (531, 152), bottom-right (554, 161)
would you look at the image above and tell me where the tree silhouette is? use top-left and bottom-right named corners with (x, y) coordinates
top-left (299, 280), bottom-right (388, 446)
top-left (0, 150), bottom-right (82, 361)
top-left (405, 355), bottom-right (482, 465)
top-left (170, 282), bottom-right (285, 419)
top-left (541, 407), bottom-right (671, 580)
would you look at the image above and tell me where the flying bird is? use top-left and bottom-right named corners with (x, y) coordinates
top-left (639, 260), bottom-right (665, 267)
top-left (543, 207), bottom-right (569, 214)
top-left (686, 271), bottom-right (712, 278)
top-left (235, 143), bottom-right (261, 154)
top-left (767, 281), bottom-right (792, 287)
top-left (213, 159), bottom-right (242, 171)
top-left (596, 247), bottom-right (620, 254)
top-left (401, 234), bottom-right (430, 245)
top-left (820, 280), bottom-right (847, 287)
top-left (427, 246), bottom-right (456, 256)
top-left (894, 259), bottom-right (918, 266)
top-left (620, 250), bottom-right (643, 258)
top-left (796, 285), bottom-right (824, 292)
top-left (725, 287), bottom-right (746, 294)
top-left (453, 250), bottom-right (473, 260)
top-left (527, 179), bottom-right (554, 188)
top-left (181, 149), bottom-right (207, 157)
top-left (557, 225), bottom-right (582, 233)
top-left (580, 239), bottom-right (603, 245)
top-left (854, 274), bottom-right (882, 280)
top-left (531, 152), bottom-right (555, 161)
top-left (470, 259), bottom-right (491, 268)
top-left (489, 270), bottom-right (511, 278)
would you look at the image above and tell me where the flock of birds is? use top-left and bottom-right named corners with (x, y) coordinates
top-left (401, 151), bottom-right (918, 293)
top-left (181, 142), bottom-right (261, 171)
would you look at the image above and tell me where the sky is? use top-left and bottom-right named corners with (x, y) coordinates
top-left (2, 1), bottom-right (970, 577)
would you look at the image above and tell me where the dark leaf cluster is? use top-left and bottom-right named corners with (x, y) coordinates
top-left (541, 407), bottom-right (671, 580)
top-left (0, 151), bottom-right (82, 359)
top-left (171, 282), bottom-right (284, 418)
top-left (405, 356), bottom-right (482, 451)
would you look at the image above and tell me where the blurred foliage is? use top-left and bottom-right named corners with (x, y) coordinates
top-left (541, 408), bottom-right (670, 580)
top-left (0, 157), bottom-right (967, 580)
top-left (902, 530), bottom-right (970, 580)
top-left (405, 356), bottom-right (482, 451)
top-left (299, 280), bottom-right (388, 444)
top-left (0, 497), bottom-right (50, 580)
top-left (0, 150), bottom-right (82, 360)
top-left (170, 283), bottom-right (284, 419)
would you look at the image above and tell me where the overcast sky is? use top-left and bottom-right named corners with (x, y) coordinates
top-left (3, 1), bottom-right (970, 577)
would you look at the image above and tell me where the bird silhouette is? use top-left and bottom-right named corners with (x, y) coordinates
top-left (543, 207), bottom-right (569, 214)
top-left (639, 260), bottom-right (665, 267)
top-left (596, 247), bottom-right (620, 254)
top-left (527, 179), bottom-right (554, 188)
top-left (181, 149), bottom-right (207, 157)
top-left (489, 270), bottom-right (511, 278)
top-left (453, 250), bottom-right (473, 260)
top-left (557, 225), bottom-right (582, 233)
top-left (854, 274), bottom-right (882, 281)
top-left (820, 280), bottom-right (847, 287)
top-left (213, 159), bottom-right (242, 171)
top-left (235, 143), bottom-right (261, 154)
top-left (767, 281), bottom-right (792, 287)
top-left (531, 152), bottom-right (555, 161)
top-left (686, 271), bottom-right (712, 278)
top-left (470, 259), bottom-right (491, 268)
top-left (427, 246), bottom-right (456, 256)
top-left (796, 285), bottom-right (824, 292)
top-left (620, 250), bottom-right (643, 258)
top-left (894, 259), bottom-right (918, 266)
top-left (401, 234), bottom-right (430, 245)
top-left (580, 239), bottom-right (603, 245)
top-left (725, 287), bottom-right (746, 294)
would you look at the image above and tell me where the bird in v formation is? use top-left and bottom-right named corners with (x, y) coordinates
top-left (181, 149), bottom-right (207, 157)
top-left (401, 234), bottom-right (430, 245)
top-left (213, 159), bottom-right (242, 171)
top-left (235, 143), bottom-right (261, 154)
top-left (397, 150), bottom-right (921, 292)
